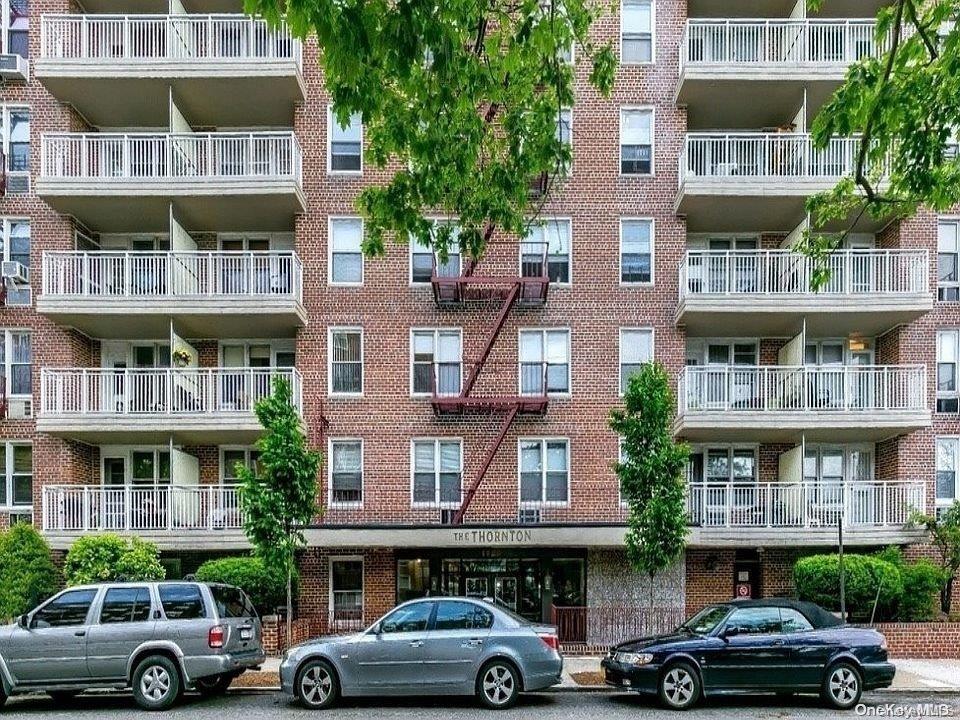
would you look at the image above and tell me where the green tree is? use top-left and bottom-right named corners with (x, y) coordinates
top-left (609, 363), bottom-right (690, 608)
top-left (803, 0), bottom-right (960, 271)
top-left (63, 534), bottom-right (165, 585)
top-left (237, 376), bottom-right (322, 645)
top-left (245, 0), bottom-right (615, 261)
top-left (0, 524), bottom-right (59, 621)
top-left (911, 502), bottom-right (960, 614)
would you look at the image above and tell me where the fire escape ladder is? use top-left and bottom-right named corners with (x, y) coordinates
top-left (452, 404), bottom-right (520, 524)
top-left (460, 282), bottom-right (520, 398)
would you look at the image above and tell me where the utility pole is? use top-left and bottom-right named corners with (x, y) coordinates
top-left (838, 514), bottom-right (846, 622)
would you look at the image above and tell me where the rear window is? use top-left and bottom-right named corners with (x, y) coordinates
top-left (158, 583), bottom-right (207, 620)
top-left (210, 585), bottom-right (257, 619)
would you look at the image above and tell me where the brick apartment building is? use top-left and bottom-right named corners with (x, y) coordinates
top-left (0, 0), bottom-right (954, 643)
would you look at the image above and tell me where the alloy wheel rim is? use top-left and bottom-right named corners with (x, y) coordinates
top-left (482, 665), bottom-right (515, 705)
top-left (140, 665), bottom-right (171, 702)
top-left (829, 667), bottom-right (858, 705)
top-left (301, 665), bottom-right (332, 706)
top-left (663, 668), bottom-right (695, 707)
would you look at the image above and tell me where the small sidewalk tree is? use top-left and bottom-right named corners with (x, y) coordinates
top-left (911, 502), bottom-right (960, 614)
top-left (237, 376), bottom-right (322, 646)
top-left (610, 362), bottom-right (690, 610)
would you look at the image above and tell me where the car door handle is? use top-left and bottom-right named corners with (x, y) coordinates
top-left (465, 638), bottom-right (484, 647)
top-left (74, 630), bottom-right (86, 637)
top-left (772, 639), bottom-right (785, 646)
top-left (409, 640), bottom-right (423, 648)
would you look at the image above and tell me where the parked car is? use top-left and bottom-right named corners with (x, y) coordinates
top-left (0, 581), bottom-right (265, 711)
top-left (601, 598), bottom-right (895, 711)
top-left (279, 597), bottom-right (562, 710)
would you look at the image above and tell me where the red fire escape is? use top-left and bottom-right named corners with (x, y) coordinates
top-left (430, 242), bottom-right (551, 524)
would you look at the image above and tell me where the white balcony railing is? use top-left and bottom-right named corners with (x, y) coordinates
top-left (42, 251), bottom-right (303, 303)
top-left (678, 364), bottom-right (927, 415)
top-left (40, 14), bottom-right (301, 66)
top-left (681, 133), bottom-right (883, 183)
top-left (682, 19), bottom-right (882, 69)
top-left (686, 480), bottom-right (925, 529)
top-left (40, 367), bottom-right (302, 417)
top-left (42, 484), bottom-right (244, 533)
top-left (40, 132), bottom-right (302, 183)
top-left (679, 249), bottom-right (929, 299)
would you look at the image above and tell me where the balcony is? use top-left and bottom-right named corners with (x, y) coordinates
top-left (37, 250), bottom-right (306, 338)
top-left (678, 249), bottom-right (932, 336)
top-left (37, 132), bottom-right (305, 232)
top-left (679, 20), bottom-right (882, 128)
top-left (36, 14), bottom-right (304, 126)
top-left (677, 133), bottom-right (885, 231)
top-left (41, 484), bottom-right (247, 550)
top-left (676, 364), bottom-right (929, 442)
top-left (686, 480), bottom-right (926, 545)
top-left (37, 366), bottom-right (302, 443)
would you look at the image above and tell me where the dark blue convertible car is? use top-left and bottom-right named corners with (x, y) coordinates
top-left (601, 598), bottom-right (894, 711)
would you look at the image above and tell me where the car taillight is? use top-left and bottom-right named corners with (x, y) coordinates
top-left (538, 633), bottom-right (559, 652)
top-left (208, 625), bottom-right (225, 649)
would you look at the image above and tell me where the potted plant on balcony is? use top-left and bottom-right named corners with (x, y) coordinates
top-left (172, 348), bottom-right (191, 367)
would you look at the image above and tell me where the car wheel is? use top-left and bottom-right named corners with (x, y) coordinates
top-left (195, 673), bottom-right (233, 696)
top-left (132, 655), bottom-right (182, 711)
top-left (822, 661), bottom-right (862, 710)
top-left (296, 659), bottom-right (339, 710)
top-left (476, 660), bottom-right (520, 710)
top-left (47, 690), bottom-right (81, 704)
top-left (658, 661), bottom-right (701, 711)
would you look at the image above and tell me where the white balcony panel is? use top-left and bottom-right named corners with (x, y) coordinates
top-left (42, 484), bottom-right (248, 550)
top-left (678, 249), bottom-right (932, 336)
top-left (36, 14), bottom-right (304, 126)
top-left (37, 366), bottom-right (302, 444)
top-left (37, 132), bottom-right (305, 232)
top-left (38, 251), bottom-right (306, 338)
top-left (676, 364), bottom-right (930, 442)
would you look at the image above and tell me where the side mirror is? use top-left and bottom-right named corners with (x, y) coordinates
top-left (17, 614), bottom-right (28, 629)
top-left (721, 626), bottom-right (740, 640)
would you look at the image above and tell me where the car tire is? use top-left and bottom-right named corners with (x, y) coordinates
top-left (476, 659), bottom-right (520, 710)
top-left (195, 673), bottom-right (234, 696)
top-left (132, 655), bottom-right (182, 711)
top-left (47, 690), bottom-right (81, 704)
top-left (658, 661), bottom-right (701, 711)
top-left (821, 661), bottom-right (863, 711)
top-left (296, 659), bottom-right (339, 710)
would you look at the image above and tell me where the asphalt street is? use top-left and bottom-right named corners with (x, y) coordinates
top-left (3, 689), bottom-right (959, 719)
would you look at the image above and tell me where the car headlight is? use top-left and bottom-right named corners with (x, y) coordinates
top-left (614, 651), bottom-right (654, 665)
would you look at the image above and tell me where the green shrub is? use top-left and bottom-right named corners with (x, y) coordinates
top-left (794, 553), bottom-right (904, 621)
top-left (873, 546), bottom-right (946, 621)
top-left (0, 524), bottom-right (59, 621)
top-left (194, 555), bottom-right (286, 615)
top-left (64, 534), bottom-right (165, 586)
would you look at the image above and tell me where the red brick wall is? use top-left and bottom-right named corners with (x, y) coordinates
top-left (869, 622), bottom-right (960, 659)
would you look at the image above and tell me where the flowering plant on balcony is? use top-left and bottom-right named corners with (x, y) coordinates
top-left (172, 348), bottom-right (192, 367)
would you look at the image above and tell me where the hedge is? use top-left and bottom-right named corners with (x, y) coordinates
top-left (64, 534), bottom-right (165, 586)
top-left (794, 553), bottom-right (903, 621)
top-left (0, 524), bottom-right (59, 621)
top-left (194, 555), bottom-right (286, 615)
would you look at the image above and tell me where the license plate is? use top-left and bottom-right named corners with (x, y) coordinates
top-left (240, 628), bottom-right (252, 640)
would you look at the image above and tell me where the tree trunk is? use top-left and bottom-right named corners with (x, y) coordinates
top-left (943, 575), bottom-right (954, 615)
top-left (286, 555), bottom-right (293, 649)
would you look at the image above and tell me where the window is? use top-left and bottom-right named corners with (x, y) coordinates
top-left (556, 109), bottom-right (572, 174)
top-left (329, 217), bottom-right (363, 285)
top-left (938, 330), bottom-right (960, 412)
top-left (937, 438), bottom-right (959, 512)
top-left (222, 448), bottom-right (260, 483)
top-left (619, 328), bottom-right (653, 394)
top-left (522, 219), bottom-right (570, 284)
top-left (380, 601), bottom-right (433, 633)
top-left (434, 601), bottom-right (494, 630)
top-left (0, 107), bottom-right (28, 193)
top-left (329, 328), bottom-right (363, 395)
top-left (411, 329), bottom-right (462, 396)
top-left (0, 219), bottom-right (30, 305)
top-left (211, 585), bottom-right (257, 619)
top-left (328, 107), bottom-right (362, 172)
top-left (621, 0), bottom-right (653, 63)
top-left (689, 446), bottom-right (756, 487)
top-left (410, 220), bottom-right (461, 284)
top-left (0, 442), bottom-right (31, 508)
top-left (99, 587), bottom-right (152, 624)
top-left (620, 109), bottom-right (653, 175)
top-left (620, 219), bottom-right (652, 284)
top-left (724, 607), bottom-right (781, 635)
top-left (539, 1), bottom-right (574, 64)
top-left (132, 449), bottom-right (170, 486)
top-left (5, 0), bottom-right (27, 59)
top-left (158, 583), bottom-right (207, 620)
top-left (519, 329), bottom-right (570, 395)
top-left (0, 329), bottom-right (30, 396)
top-left (331, 558), bottom-right (363, 622)
top-left (32, 589), bottom-right (96, 628)
top-left (330, 440), bottom-right (363, 506)
top-left (779, 608), bottom-right (813, 633)
top-left (519, 439), bottom-right (569, 505)
top-left (940, 219), bottom-right (960, 301)
top-left (412, 439), bottom-right (462, 506)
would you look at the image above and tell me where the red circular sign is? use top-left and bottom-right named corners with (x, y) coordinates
top-left (735, 583), bottom-right (751, 598)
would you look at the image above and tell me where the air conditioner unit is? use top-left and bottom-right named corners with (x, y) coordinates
top-left (0, 54), bottom-right (28, 81)
top-left (440, 509), bottom-right (458, 525)
top-left (6, 398), bottom-right (32, 419)
top-left (517, 508), bottom-right (541, 524)
top-left (1, 260), bottom-right (28, 285)
top-left (5, 286), bottom-right (31, 307)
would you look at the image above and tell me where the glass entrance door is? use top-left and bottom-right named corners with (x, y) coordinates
top-left (494, 576), bottom-right (518, 612)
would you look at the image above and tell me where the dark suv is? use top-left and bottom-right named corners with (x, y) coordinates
top-left (0, 581), bottom-right (265, 710)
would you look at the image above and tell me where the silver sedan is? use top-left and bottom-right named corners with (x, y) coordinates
top-left (279, 597), bottom-right (563, 710)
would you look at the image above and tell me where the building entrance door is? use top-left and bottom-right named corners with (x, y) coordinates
top-left (494, 576), bottom-right (518, 612)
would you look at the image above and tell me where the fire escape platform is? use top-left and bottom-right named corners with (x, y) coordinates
top-left (432, 276), bottom-right (549, 308)
top-left (431, 395), bottom-right (548, 416)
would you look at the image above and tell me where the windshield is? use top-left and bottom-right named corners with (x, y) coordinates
top-left (678, 604), bottom-right (732, 635)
